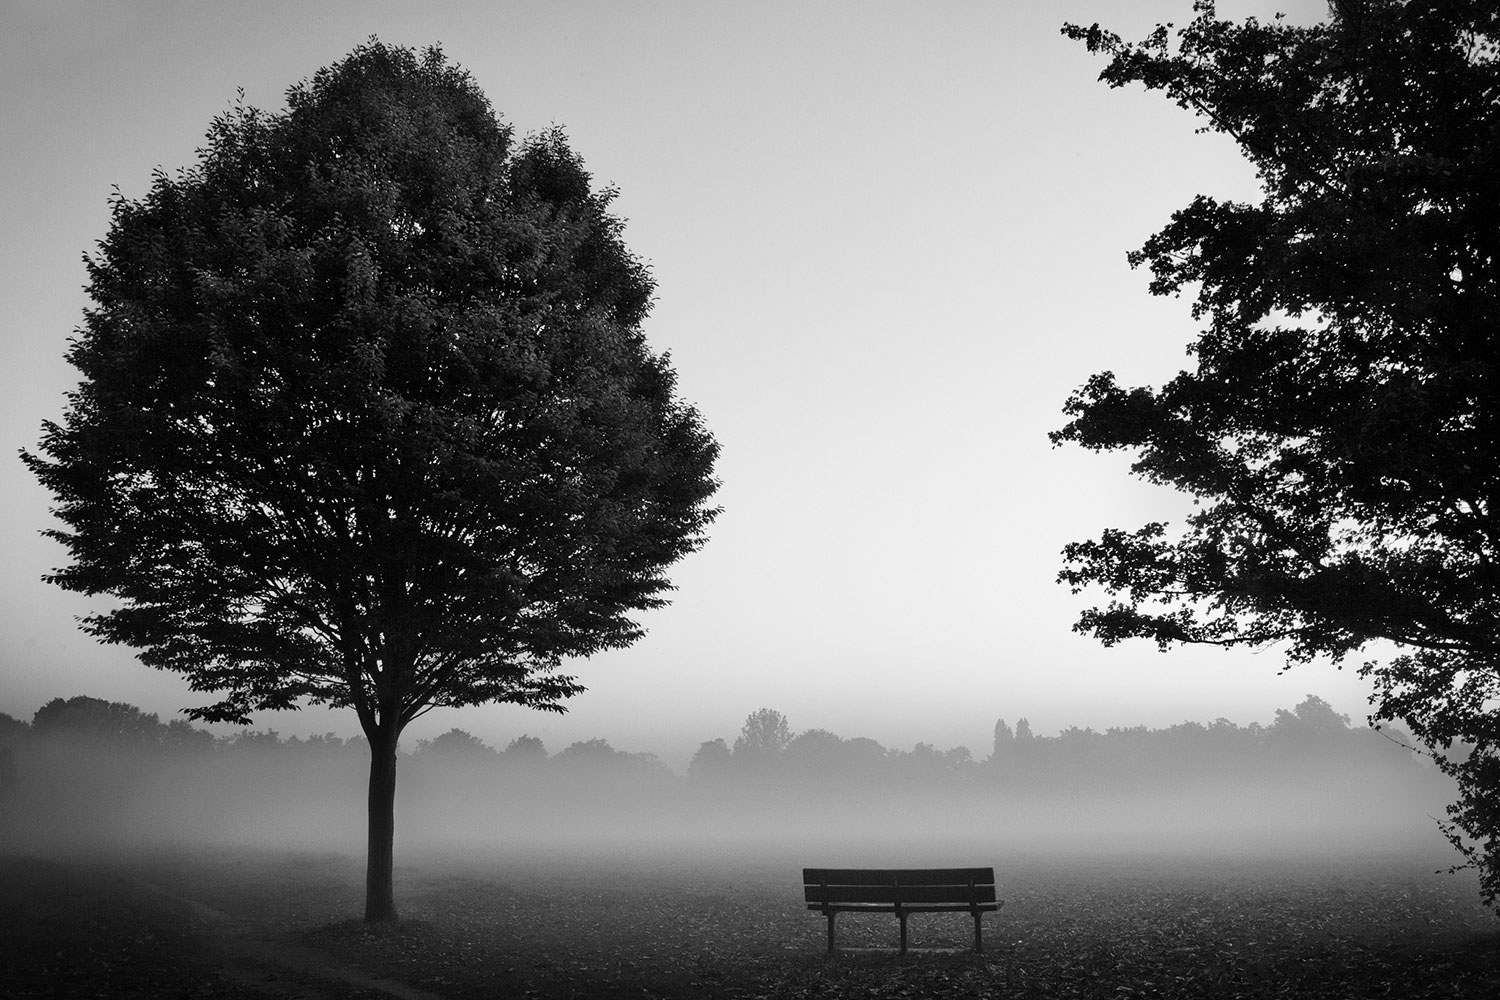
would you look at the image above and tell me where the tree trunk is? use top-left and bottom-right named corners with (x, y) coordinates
top-left (364, 729), bottom-right (400, 924)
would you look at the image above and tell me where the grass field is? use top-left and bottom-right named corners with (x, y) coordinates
top-left (3, 841), bottom-right (1497, 999)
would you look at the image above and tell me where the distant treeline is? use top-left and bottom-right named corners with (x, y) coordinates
top-left (0, 695), bottom-right (668, 771)
top-left (0, 693), bottom-right (1457, 853)
top-left (687, 698), bottom-right (1443, 800)
top-left (0, 692), bottom-right (1436, 792)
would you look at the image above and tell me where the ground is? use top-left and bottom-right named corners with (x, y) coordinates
top-left (2, 843), bottom-right (1497, 999)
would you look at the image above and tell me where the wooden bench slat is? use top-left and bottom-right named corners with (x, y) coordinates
top-left (803, 867), bottom-right (995, 887)
top-left (805, 884), bottom-right (998, 905)
top-left (809, 902), bottom-right (1002, 914)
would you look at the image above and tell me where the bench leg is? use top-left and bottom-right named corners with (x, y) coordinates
top-left (826, 912), bottom-right (836, 953)
top-left (973, 911), bottom-right (982, 952)
top-left (898, 911), bottom-right (908, 955)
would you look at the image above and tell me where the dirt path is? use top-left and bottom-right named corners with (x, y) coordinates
top-left (1, 855), bottom-right (446, 1000)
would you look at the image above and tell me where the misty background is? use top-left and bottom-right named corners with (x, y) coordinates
top-left (0, 694), bottom-right (1455, 860)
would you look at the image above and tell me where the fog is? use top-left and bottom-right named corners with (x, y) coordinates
top-left (0, 696), bottom-right (1460, 871)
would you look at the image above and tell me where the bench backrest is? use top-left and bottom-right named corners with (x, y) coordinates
top-left (803, 867), bottom-right (997, 906)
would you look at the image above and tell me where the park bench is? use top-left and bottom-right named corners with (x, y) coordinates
top-left (802, 867), bottom-right (1001, 954)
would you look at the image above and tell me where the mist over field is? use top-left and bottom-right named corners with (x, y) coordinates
top-left (0, 695), bottom-right (1458, 866)
top-left (8, 694), bottom-right (1492, 1000)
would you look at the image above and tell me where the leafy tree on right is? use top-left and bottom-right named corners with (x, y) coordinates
top-left (1054, 1), bottom-right (1500, 903)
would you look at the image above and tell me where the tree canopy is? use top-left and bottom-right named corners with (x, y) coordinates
top-left (1054, 0), bottom-right (1500, 902)
top-left (30, 695), bottom-right (213, 753)
top-left (734, 707), bottom-right (793, 758)
top-left (24, 39), bottom-right (719, 921)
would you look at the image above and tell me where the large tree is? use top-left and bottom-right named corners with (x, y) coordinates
top-left (1053, 1), bottom-right (1500, 902)
top-left (24, 41), bottom-right (720, 922)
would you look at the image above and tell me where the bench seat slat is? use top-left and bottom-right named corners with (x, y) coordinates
top-left (806, 902), bottom-right (1002, 914)
top-left (803, 867), bottom-right (994, 887)
top-left (805, 884), bottom-right (998, 905)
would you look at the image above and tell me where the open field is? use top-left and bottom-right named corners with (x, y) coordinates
top-left (3, 842), bottom-right (1498, 999)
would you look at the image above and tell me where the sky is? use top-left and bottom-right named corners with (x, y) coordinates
top-left (0, 0), bottom-right (1368, 769)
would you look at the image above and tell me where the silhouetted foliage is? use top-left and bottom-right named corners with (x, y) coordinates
top-left (29, 695), bottom-right (214, 756)
top-left (839, 737), bottom-right (891, 778)
top-left (991, 718), bottom-right (1015, 758)
top-left (556, 737), bottom-right (616, 761)
top-left (885, 740), bottom-right (976, 788)
top-left (22, 39), bottom-right (719, 922)
top-left (555, 737), bottom-right (668, 776)
top-left (688, 737), bottom-right (732, 783)
top-left (1270, 695), bottom-right (1350, 742)
top-left (673, 697), bottom-right (1436, 827)
top-left (0, 691), bottom-right (1448, 857)
top-left (33, 695), bottom-right (164, 746)
top-left (1055, 0), bottom-right (1500, 907)
top-left (785, 728), bottom-right (843, 768)
top-left (0, 713), bottom-right (22, 798)
top-left (415, 728), bottom-right (497, 759)
top-left (161, 719), bottom-right (217, 756)
top-left (733, 708), bottom-right (792, 759)
top-left (503, 734), bottom-right (547, 761)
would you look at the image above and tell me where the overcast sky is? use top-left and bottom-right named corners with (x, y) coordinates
top-left (0, 0), bottom-right (1366, 767)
